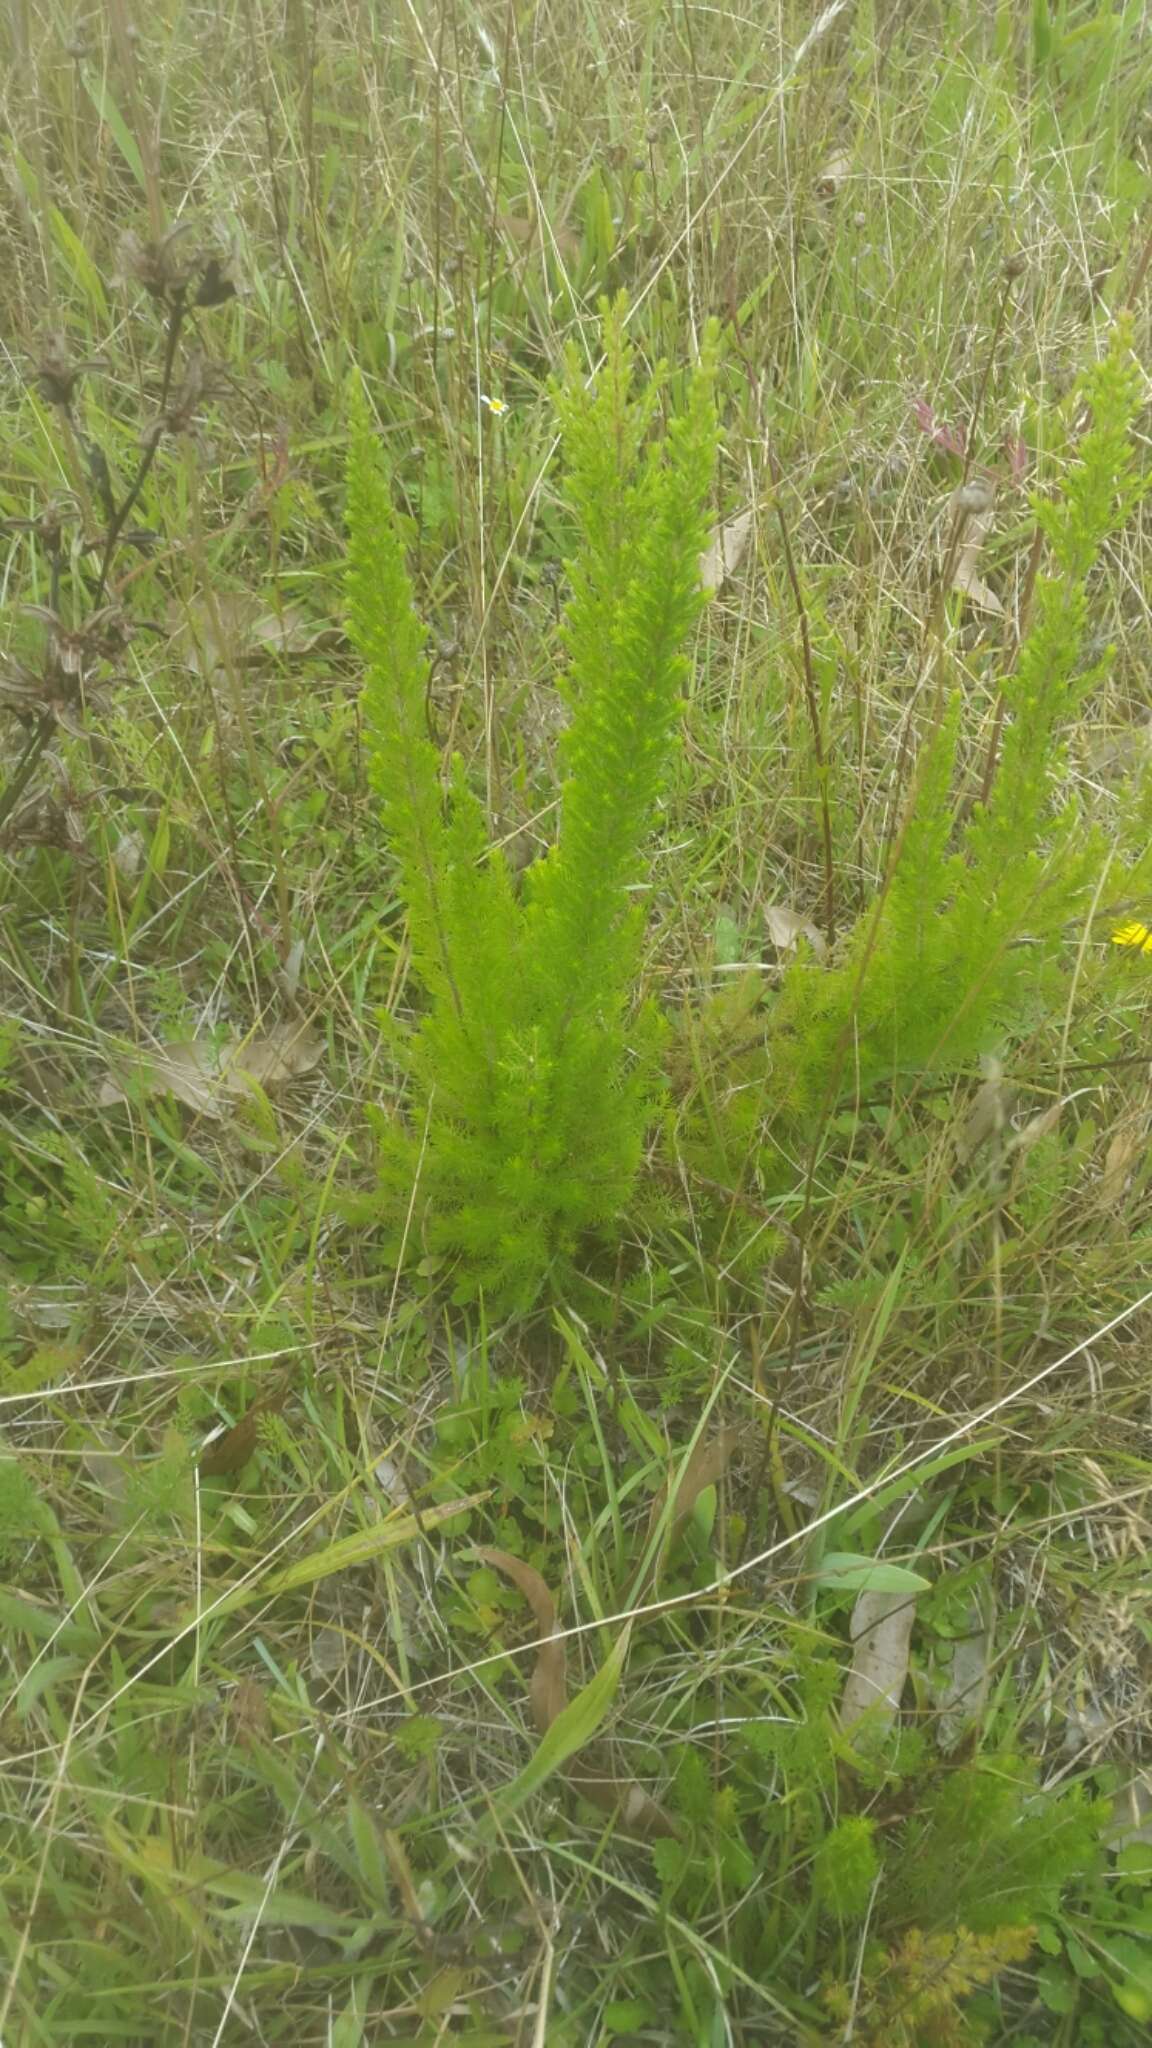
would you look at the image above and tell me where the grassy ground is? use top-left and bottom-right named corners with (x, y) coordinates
top-left (2, 1), bottom-right (1152, 2041)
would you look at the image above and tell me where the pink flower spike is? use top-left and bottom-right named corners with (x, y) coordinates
top-left (1004, 433), bottom-right (1029, 485)
top-left (912, 398), bottom-right (966, 457)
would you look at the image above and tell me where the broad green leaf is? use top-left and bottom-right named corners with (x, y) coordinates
top-left (82, 72), bottom-right (147, 190)
top-left (205, 1493), bottom-right (486, 1618)
top-left (330, 1985), bottom-right (372, 2048)
top-left (813, 1553), bottom-right (931, 1594)
top-left (1037, 1960), bottom-right (1077, 2014)
top-left (205, 1873), bottom-right (352, 1931)
top-left (0, 1590), bottom-right (95, 1651)
top-left (16, 1653), bottom-right (84, 1720)
top-left (347, 1796), bottom-right (390, 1905)
top-left (841, 1441), bottom-right (998, 1535)
top-left (49, 207), bottom-right (108, 317)
top-left (495, 1624), bottom-right (632, 1819)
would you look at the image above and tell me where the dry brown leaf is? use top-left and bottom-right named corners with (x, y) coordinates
top-left (246, 607), bottom-right (341, 656)
top-left (499, 209), bottom-right (580, 265)
top-left (567, 1753), bottom-right (680, 1837)
top-left (169, 595), bottom-right (340, 673)
top-left (649, 1427), bottom-right (740, 1550)
top-left (765, 904), bottom-right (828, 960)
top-left (815, 150), bottom-right (852, 197)
top-left (199, 1377), bottom-right (291, 1478)
top-left (698, 508), bottom-right (754, 595)
top-left (99, 1023), bottom-right (322, 1117)
top-left (476, 1545), bottom-right (677, 1836)
top-left (81, 1426), bottom-right (130, 1518)
top-left (230, 1021), bottom-right (323, 1088)
top-left (99, 1039), bottom-right (223, 1115)
top-left (1101, 1111), bottom-right (1152, 1207)
top-left (932, 1617), bottom-right (992, 1754)
top-left (474, 1545), bottom-right (566, 1732)
top-left (1009, 1100), bottom-right (1063, 1155)
top-left (229, 1675), bottom-right (271, 1745)
top-left (839, 1585), bottom-right (918, 1731)
top-left (956, 1070), bottom-right (1014, 1162)
top-left (951, 504), bottom-right (1004, 615)
top-left (1108, 1771), bottom-right (1152, 1847)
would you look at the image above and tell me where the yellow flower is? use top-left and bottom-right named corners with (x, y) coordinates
top-left (479, 392), bottom-right (508, 417)
top-left (1111, 920), bottom-right (1152, 954)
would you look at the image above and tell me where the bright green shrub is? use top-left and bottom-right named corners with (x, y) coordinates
top-left (346, 299), bottom-right (717, 1306)
top-left (772, 323), bottom-right (1148, 1120)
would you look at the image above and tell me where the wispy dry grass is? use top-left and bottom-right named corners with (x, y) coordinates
top-left (2, 0), bottom-right (1152, 2041)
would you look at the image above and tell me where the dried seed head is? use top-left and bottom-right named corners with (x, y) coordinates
top-left (32, 332), bottom-right (108, 409)
top-left (951, 475), bottom-right (996, 518)
top-left (193, 250), bottom-right (240, 308)
top-left (22, 602), bottom-right (132, 690)
top-left (83, 605), bottom-right (133, 662)
top-left (1002, 252), bottom-right (1027, 282)
top-left (1, 499), bottom-right (79, 551)
top-left (0, 655), bottom-right (44, 716)
top-left (151, 351), bottom-right (228, 438)
top-left (114, 223), bottom-right (200, 301)
top-left (114, 220), bottom-right (241, 309)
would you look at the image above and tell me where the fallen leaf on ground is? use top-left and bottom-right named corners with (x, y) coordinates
top-left (1101, 1106), bottom-right (1152, 1206)
top-left (839, 1584), bottom-right (919, 1731)
top-left (499, 209), bottom-right (581, 265)
top-left (169, 595), bottom-right (341, 673)
top-left (476, 1544), bottom-right (677, 1837)
top-left (229, 1020), bottom-right (323, 1087)
top-left (815, 151), bottom-right (852, 197)
top-left (99, 1022), bottom-right (323, 1116)
top-left (699, 508), bottom-right (754, 594)
top-left (566, 1756), bottom-right (680, 1837)
top-left (956, 1069), bottom-right (1014, 1162)
top-left (951, 503), bottom-right (1004, 615)
top-left (81, 1426), bottom-right (130, 1518)
top-left (1108, 1772), bottom-right (1152, 1848)
top-left (199, 1376), bottom-right (291, 1478)
top-left (475, 1545), bottom-right (566, 1732)
top-left (765, 904), bottom-right (828, 959)
top-left (648, 1427), bottom-right (740, 1551)
top-left (1008, 1100), bottom-right (1063, 1155)
top-left (934, 1626), bottom-right (992, 1753)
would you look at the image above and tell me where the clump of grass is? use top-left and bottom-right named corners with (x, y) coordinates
top-left (2, 2), bottom-right (1152, 2044)
top-left (771, 319), bottom-right (1149, 1123)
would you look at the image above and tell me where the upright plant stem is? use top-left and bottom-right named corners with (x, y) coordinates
top-left (770, 449), bottom-right (836, 944)
top-left (95, 295), bottom-right (186, 603)
top-left (0, 298), bottom-right (188, 836)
